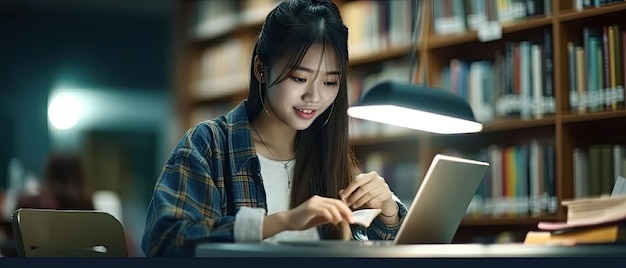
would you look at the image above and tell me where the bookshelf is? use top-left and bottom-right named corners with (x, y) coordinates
top-left (175, 0), bottom-right (626, 242)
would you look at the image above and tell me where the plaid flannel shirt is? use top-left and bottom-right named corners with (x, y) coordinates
top-left (141, 100), bottom-right (408, 256)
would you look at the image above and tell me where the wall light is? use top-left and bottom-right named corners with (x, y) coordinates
top-left (48, 92), bottom-right (82, 130)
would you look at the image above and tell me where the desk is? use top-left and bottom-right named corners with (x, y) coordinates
top-left (195, 242), bottom-right (626, 257)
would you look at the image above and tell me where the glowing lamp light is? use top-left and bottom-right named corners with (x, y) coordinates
top-left (348, 81), bottom-right (482, 134)
top-left (48, 93), bottom-right (82, 130)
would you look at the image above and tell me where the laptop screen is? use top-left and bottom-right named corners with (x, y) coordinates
top-left (394, 154), bottom-right (489, 244)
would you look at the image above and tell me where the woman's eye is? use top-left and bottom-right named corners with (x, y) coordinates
top-left (324, 81), bottom-right (338, 87)
top-left (290, 76), bottom-right (306, 83)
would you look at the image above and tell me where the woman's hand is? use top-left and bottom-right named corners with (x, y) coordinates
top-left (339, 171), bottom-right (398, 220)
top-left (283, 195), bottom-right (354, 230)
top-left (263, 195), bottom-right (354, 239)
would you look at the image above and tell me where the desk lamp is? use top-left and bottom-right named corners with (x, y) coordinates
top-left (347, 81), bottom-right (483, 134)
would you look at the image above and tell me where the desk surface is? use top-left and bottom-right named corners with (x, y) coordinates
top-left (195, 242), bottom-right (626, 257)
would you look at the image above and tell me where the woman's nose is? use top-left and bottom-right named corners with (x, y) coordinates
top-left (302, 82), bottom-right (321, 103)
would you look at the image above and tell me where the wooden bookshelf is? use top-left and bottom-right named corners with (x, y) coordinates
top-left (481, 117), bottom-right (556, 132)
top-left (561, 109), bottom-right (626, 123)
top-left (461, 215), bottom-right (559, 227)
top-left (420, 0), bottom-right (626, 242)
top-left (558, 1), bottom-right (626, 21)
top-left (349, 45), bottom-right (414, 67)
top-left (426, 16), bottom-right (554, 50)
top-left (175, 0), bottom-right (626, 243)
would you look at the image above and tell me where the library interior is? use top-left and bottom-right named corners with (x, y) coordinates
top-left (2, 0), bottom-right (626, 258)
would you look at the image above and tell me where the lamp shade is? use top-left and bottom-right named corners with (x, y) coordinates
top-left (347, 81), bottom-right (483, 134)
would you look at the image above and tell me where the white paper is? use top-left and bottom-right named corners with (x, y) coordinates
top-left (351, 208), bottom-right (381, 227)
top-left (611, 175), bottom-right (626, 197)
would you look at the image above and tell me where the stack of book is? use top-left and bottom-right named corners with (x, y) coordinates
top-left (524, 176), bottom-right (626, 245)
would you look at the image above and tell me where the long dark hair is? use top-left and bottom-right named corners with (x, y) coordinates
top-left (246, 0), bottom-right (360, 236)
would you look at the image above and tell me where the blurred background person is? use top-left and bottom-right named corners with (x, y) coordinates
top-left (15, 151), bottom-right (94, 210)
top-left (10, 151), bottom-right (138, 256)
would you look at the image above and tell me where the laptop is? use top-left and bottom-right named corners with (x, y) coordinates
top-left (277, 153), bottom-right (489, 246)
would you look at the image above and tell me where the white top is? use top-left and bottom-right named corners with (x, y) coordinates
top-left (232, 154), bottom-right (320, 242)
top-left (257, 153), bottom-right (291, 214)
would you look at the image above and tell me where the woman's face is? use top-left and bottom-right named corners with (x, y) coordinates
top-left (265, 43), bottom-right (341, 130)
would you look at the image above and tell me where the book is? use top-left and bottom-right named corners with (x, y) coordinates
top-left (527, 182), bottom-right (626, 245)
top-left (527, 180), bottom-right (626, 245)
top-left (535, 178), bottom-right (626, 230)
top-left (561, 195), bottom-right (626, 227)
top-left (524, 221), bottom-right (626, 245)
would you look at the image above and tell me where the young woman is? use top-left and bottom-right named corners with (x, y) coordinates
top-left (142, 0), bottom-right (408, 257)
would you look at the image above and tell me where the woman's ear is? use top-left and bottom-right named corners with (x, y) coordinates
top-left (253, 55), bottom-right (264, 83)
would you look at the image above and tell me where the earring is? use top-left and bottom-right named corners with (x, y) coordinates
top-left (258, 75), bottom-right (271, 119)
top-left (321, 103), bottom-right (334, 128)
